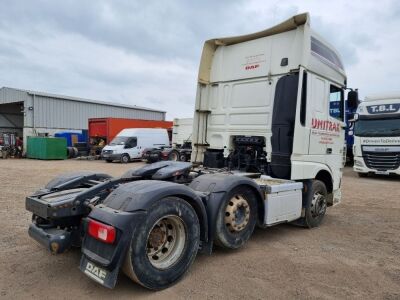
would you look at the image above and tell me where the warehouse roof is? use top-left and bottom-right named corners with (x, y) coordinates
top-left (0, 87), bottom-right (166, 113)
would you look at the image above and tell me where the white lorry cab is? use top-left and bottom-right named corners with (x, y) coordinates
top-left (192, 12), bottom-right (358, 206)
top-left (101, 128), bottom-right (170, 163)
top-left (26, 13), bottom-right (360, 291)
top-left (353, 94), bottom-right (400, 176)
top-left (172, 118), bottom-right (193, 148)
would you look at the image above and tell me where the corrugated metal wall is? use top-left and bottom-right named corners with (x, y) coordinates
top-left (0, 88), bottom-right (31, 104)
top-left (33, 96), bottom-right (164, 129)
top-left (0, 87), bottom-right (165, 130)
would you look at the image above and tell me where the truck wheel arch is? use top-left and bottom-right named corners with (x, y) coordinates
top-left (189, 174), bottom-right (265, 249)
top-left (315, 169), bottom-right (333, 206)
top-left (101, 181), bottom-right (208, 242)
top-left (315, 170), bottom-right (333, 193)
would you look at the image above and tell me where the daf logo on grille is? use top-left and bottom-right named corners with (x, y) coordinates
top-left (363, 146), bottom-right (400, 153)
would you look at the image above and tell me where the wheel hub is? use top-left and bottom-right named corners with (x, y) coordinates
top-left (148, 226), bottom-right (166, 249)
top-left (311, 192), bottom-right (326, 218)
top-left (224, 195), bottom-right (250, 233)
top-left (170, 152), bottom-right (178, 161)
top-left (146, 216), bottom-right (186, 269)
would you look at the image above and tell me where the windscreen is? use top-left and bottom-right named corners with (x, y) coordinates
top-left (354, 118), bottom-right (400, 137)
top-left (110, 136), bottom-right (129, 145)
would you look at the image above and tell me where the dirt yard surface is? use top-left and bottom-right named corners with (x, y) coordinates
top-left (0, 159), bottom-right (399, 299)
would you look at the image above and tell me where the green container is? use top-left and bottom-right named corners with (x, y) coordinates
top-left (27, 137), bottom-right (67, 160)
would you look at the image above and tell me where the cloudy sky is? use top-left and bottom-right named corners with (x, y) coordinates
top-left (0, 0), bottom-right (399, 119)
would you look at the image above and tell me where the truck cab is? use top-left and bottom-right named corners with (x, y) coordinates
top-left (353, 94), bottom-right (400, 176)
top-left (191, 13), bottom-right (353, 206)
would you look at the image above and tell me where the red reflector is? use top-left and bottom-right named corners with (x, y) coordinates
top-left (88, 219), bottom-right (116, 244)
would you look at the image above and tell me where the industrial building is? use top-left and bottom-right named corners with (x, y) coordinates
top-left (0, 87), bottom-right (166, 146)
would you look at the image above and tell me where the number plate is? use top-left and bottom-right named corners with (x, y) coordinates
top-left (84, 260), bottom-right (109, 285)
top-left (376, 170), bottom-right (389, 175)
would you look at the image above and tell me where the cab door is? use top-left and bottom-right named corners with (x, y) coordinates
top-left (307, 73), bottom-right (328, 156)
top-left (325, 85), bottom-right (346, 190)
top-left (125, 137), bottom-right (140, 158)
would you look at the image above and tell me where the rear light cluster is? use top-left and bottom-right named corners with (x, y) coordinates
top-left (88, 219), bottom-right (116, 244)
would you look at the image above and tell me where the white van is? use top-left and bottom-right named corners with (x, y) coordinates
top-left (101, 128), bottom-right (170, 163)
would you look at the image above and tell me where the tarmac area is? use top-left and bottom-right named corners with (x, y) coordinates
top-left (0, 159), bottom-right (399, 299)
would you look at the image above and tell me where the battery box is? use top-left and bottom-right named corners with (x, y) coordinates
top-left (254, 176), bottom-right (303, 226)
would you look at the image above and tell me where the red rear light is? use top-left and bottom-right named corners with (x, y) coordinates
top-left (88, 219), bottom-right (116, 244)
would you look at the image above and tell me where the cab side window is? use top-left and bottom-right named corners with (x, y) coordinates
top-left (125, 137), bottom-right (137, 148)
top-left (329, 85), bottom-right (344, 121)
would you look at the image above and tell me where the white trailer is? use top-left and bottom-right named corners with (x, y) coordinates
top-left (353, 94), bottom-right (400, 176)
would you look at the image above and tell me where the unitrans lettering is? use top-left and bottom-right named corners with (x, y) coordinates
top-left (311, 118), bottom-right (340, 132)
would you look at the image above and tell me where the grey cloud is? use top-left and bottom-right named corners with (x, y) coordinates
top-left (0, 0), bottom-right (247, 60)
top-left (0, 0), bottom-right (400, 118)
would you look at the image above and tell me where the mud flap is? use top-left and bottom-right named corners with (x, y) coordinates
top-left (80, 256), bottom-right (120, 289)
top-left (290, 180), bottom-right (312, 227)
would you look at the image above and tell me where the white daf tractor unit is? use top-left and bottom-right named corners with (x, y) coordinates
top-left (172, 118), bottom-right (193, 147)
top-left (353, 94), bottom-right (400, 176)
top-left (26, 13), bottom-right (358, 291)
top-left (192, 12), bottom-right (356, 207)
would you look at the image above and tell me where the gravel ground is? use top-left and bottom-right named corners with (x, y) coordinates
top-left (0, 159), bottom-right (399, 299)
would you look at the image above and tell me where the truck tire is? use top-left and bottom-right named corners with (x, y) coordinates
top-left (147, 152), bottom-right (161, 163)
top-left (179, 153), bottom-right (187, 162)
top-left (358, 172), bottom-right (368, 178)
top-left (168, 150), bottom-right (180, 161)
top-left (214, 186), bottom-right (257, 249)
top-left (120, 154), bottom-right (130, 163)
top-left (303, 180), bottom-right (327, 228)
top-left (67, 147), bottom-right (78, 158)
top-left (123, 197), bottom-right (200, 290)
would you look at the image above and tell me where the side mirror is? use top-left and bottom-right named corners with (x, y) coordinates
top-left (347, 90), bottom-right (359, 109)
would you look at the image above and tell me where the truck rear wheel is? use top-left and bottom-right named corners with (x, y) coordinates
top-left (123, 197), bottom-right (200, 290)
top-left (304, 180), bottom-right (327, 228)
top-left (214, 186), bottom-right (257, 249)
top-left (168, 150), bottom-right (180, 161)
top-left (179, 153), bottom-right (187, 162)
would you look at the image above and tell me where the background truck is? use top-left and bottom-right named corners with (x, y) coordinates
top-left (330, 99), bottom-right (359, 162)
top-left (172, 118), bottom-right (193, 148)
top-left (353, 93), bottom-right (400, 176)
top-left (26, 13), bottom-right (358, 291)
top-left (88, 118), bottom-right (173, 154)
top-left (143, 118), bottom-right (193, 162)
